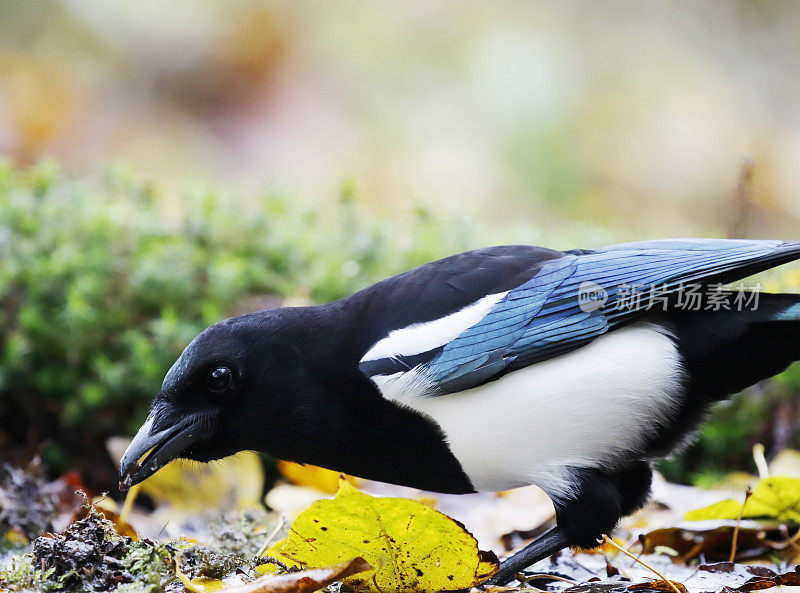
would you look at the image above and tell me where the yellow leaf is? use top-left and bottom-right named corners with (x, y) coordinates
top-left (684, 500), bottom-right (744, 521)
top-left (175, 560), bottom-right (225, 593)
top-left (3, 527), bottom-right (28, 547)
top-left (685, 476), bottom-right (800, 523)
top-left (181, 576), bottom-right (225, 593)
top-left (140, 452), bottom-right (264, 511)
top-left (261, 481), bottom-right (498, 593)
top-left (577, 536), bottom-right (626, 554)
top-left (277, 461), bottom-right (359, 494)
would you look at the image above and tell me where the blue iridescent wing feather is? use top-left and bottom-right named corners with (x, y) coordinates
top-left (360, 239), bottom-right (800, 394)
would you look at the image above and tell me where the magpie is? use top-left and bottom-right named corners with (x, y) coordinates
top-left (119, 238), bottom-right (800, 585)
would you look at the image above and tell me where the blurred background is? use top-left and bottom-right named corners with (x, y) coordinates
top-left (2, 0), bottom-right (800, 498)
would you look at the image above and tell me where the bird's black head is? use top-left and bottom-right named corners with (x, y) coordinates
top-left (118, 310), bottom-right (328, 490)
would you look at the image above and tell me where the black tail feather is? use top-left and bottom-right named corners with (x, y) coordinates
top-left (672, 292), bottom-right (800, 400)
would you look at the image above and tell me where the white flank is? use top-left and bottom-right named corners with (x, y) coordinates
top-left (392, 323), bottom-right (685, 501)
top-left (360, 291), bottom-right (509, 362)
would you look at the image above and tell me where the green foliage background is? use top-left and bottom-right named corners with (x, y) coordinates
top-left (0, 161), bottom-right (799, 490)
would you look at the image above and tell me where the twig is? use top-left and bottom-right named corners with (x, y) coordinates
top-left (753, 443), bottom-right (769, 479)
top-left (256, 514), bottom-right (286, 558)
top-left (779, 525), bottom-right (800, 554)
top-left (729, 485), bottom-right (753, 562)
top-left (600, 535), bottom-right (681, 593)
top-left (255, 557), bottom-right (293, 572)
top-left (516, 573), bottom-right (577, 586)
top-left (156, 521), bottom-right (169, 538)
top-left (765, 525), bottom-right (800, 562)
top-left (677, 540), bottom-right (705, 564)
top-left (621, 534), bottom-right (647, 567)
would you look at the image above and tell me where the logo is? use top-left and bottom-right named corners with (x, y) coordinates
top-left (578, 280), bottom-right (608, 312)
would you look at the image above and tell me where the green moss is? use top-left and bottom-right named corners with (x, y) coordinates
top-left (1, 558), bottom-right (60, 592)
top-left (123, 541), bottom-right (176, 589)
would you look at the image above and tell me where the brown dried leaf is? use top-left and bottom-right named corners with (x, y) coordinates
top-left (628, 580), bottom-right (686, 593)
top-left (228, 558), bottom-right (372, 593)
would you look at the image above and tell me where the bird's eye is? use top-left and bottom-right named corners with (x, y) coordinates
top-left (207, 366), bottom-right (233, 393)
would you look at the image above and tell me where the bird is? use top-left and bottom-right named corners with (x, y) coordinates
top-left (119, 238), bottom-right (800, 585)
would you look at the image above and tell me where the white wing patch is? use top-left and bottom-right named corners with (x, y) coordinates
top-left (360, 291), bottom-right (509, 363)
top-left (370, 368), bottom-right (438, 402)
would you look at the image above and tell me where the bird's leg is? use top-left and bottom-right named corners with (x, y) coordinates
top-left (483, 525), bottom-right (570, 586)
top-left (484, 463), bottom-right (654, 588)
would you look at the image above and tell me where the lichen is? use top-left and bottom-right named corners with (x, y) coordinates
top-left (175, 507), bottom-right (277, 580)
top-left (1, 507), bottom-right (179, 592)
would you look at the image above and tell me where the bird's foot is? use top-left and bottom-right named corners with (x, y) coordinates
top-left (481, 525), bottom-right (570, 587)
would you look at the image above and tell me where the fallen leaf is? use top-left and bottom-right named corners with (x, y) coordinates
top-left (262, 480), bottom-right (497, 592)
top-left (230, 558), bottom-right (371, 593)
top-left (606, 560), bottom-right (619, 577)
top-left (108, 438), bottom-right (264, 511)
top-left (732, 566), bottom-right (800, 592)
top-left (142, 453), bottom-right (264, 511)
top-left (277, 461), bottom-right (359, 494)
top-left (699, 561), bottom-right (737, 573)
top-left (685, 477), bottom-right (800, 523)
top-left (627, 580), bottom-right (686, 592)
top-left (177, 558), bottom-right (372, 593)
top-left (684, 500), bottom-right (745, 521)
top-left (177, 570), bottom-right (225, 593)
top-left (737, 579), bottom-right (777, 591)
top-left (642, 521), bottom-right (791, 563)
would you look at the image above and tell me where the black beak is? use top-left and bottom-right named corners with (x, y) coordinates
top-left (118, 411), bottom-right (204, 491)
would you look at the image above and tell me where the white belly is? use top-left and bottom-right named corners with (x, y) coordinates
top-left (396, 323), bottom-right (685, 500)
